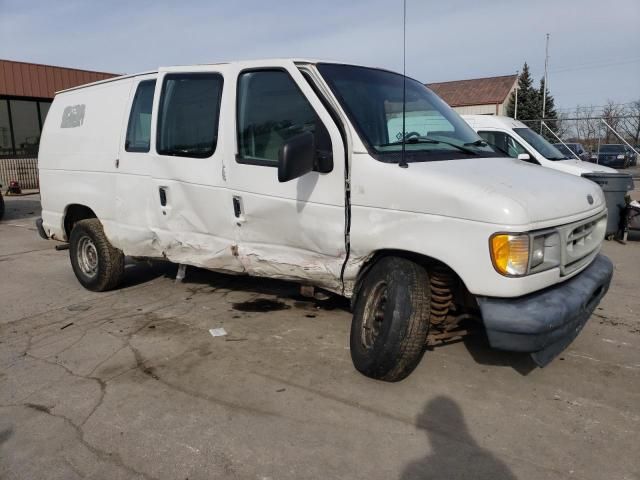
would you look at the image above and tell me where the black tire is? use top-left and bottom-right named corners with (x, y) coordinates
top-left (350, 257), bottom-right (431, 382)
top-left (69, 218), bottom-right (124, 291)
top-left (0, 193), bottom-right (4, 220)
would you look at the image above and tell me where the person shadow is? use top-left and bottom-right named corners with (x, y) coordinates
top-left (400, 396), bottom-right (517, 480)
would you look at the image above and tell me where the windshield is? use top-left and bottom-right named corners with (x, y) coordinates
top-left (553, 144), bottom-right (573, 156)
top-left (316, 63), bottom-right (498, 162)
top-left (513, 127), bottom-right (567, 160)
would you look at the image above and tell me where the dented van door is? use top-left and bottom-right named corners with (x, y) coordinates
top-left (148, 69), bottom-right (244, 272)
top-left (227, 62), bottom-right (346, 291)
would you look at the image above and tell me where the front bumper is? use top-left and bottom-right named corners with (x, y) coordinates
top-left (476, 254), bottom-right (613, 367)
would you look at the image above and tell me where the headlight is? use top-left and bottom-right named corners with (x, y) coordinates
top-left (490, 231), bottom-right (560, 277)
top-left (490, 234), bottom-right (529, 276)
top-left (617, 154), bottom-right (625, 160)
top-left (530, 236), bottom-right (545, 268)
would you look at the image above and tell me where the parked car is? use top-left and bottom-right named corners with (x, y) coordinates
top-left (552, 142), bottom-right (591, 162)
top-left (625, 145), bottom-right (637, 166)
top-left (462, 115), bottom-right (616, 176)
top-left (37, 59), bottom-right (613, 381)
top-left (592, 144), bottom-right (632, 168)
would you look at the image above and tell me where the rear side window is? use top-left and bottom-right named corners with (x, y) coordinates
top-left (125, 80), bottom-right (156, 152)
top-left (157, 73), bottom-right (223, 158)
top-left (236, 69), bottom-right (331, 166)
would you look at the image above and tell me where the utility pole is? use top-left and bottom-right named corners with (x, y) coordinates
top-left (541, 33), bottom-right (550, 133)
top-left (514, 70), bottom-right (519, 119)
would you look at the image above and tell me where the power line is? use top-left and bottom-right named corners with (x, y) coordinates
top-left (550, 57), bottom-right (640, 74)
top-left (555, 101), bottom-right (638, 112)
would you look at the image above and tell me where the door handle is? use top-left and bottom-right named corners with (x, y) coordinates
top-left (159, 187), bottom-right (167, 207)
top-left (232, 196), bottom-right (242, 218)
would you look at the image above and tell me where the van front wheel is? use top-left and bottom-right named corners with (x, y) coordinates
top-left (69, 219), bottom-right (124, 291)
top-left (350, 257), bottom-right (431, 382)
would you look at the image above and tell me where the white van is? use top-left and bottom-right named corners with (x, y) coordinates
top-left (462, 115), bottom-right (617, 176)
top-left (37, 60), bottom-right (613, 381)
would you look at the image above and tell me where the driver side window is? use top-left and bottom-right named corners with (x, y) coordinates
top-left (478, 131), bottom-right (531, 160)
top-left (236, 70), bottom-right (331, 166)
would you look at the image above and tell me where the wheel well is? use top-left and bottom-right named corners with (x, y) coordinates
top-left (64, 204), bottom-right (97, 239)
top-left (352, 249), bottom-right (467, 307)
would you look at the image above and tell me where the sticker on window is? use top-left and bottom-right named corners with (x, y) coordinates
top-left (61, 105), bottom-right (86, 128)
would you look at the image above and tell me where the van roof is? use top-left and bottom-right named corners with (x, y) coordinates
top-left (56, 58), bottom-right (389, 95)
top-left (461, 114), bottom-right (530, 130)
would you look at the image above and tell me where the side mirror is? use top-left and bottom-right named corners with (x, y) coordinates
top-left (517, 153), bottom-right (530, 161)
top-left (277, 131), bottom-right (316, 183)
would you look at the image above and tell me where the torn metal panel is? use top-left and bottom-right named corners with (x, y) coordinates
top-left (149, 229), bottom-right (246, 274)
top-left (237, 244), bottom-right (346, 294)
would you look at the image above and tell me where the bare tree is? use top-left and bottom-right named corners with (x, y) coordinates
top-left (620, 100), bottom-right (640, 145)
top-left (575, 105), bottom-right (600, 151)
top-left (555, 112), bottom-right (573, 140)
top-left (601, 99), bottom-right (625, 143)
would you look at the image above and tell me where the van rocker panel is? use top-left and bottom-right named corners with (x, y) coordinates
top-left (476, 254), bottom-right (613, 366)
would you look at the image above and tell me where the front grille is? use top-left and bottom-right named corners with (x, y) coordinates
top-left (560, 212), bottom-right (607, 276)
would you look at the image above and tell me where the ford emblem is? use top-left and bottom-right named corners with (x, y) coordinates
top-left (587, 194), bottom-right (594, 205)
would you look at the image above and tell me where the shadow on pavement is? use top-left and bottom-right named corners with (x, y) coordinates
top-left (462, 330), bottom-right (537, 376)
top-left (119, 259), bottom-right (351, 311)
top-left (0, 427), bottom-right (13, 446)
top-left (120, 258), bottom-right (178, 289)
top-left (400, 396), bottom-right (517, 480)
top-left (0, 197), bottom-right (41, 222)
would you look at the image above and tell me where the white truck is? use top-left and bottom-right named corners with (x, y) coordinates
top-left (462, 114), bottom-right (617, 176)
top-left (37, 60), bottom-right (613, 381)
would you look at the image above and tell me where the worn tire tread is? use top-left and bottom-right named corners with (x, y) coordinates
top-left (69, 218), bottom-right (124, 292)
top-left (351, 257), bottom-right (431, 382)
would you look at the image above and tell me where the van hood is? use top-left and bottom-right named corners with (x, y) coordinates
top-left (363, 156), bottom-right (606, 227)
top-left (551, 159), bottom-right (617, 175)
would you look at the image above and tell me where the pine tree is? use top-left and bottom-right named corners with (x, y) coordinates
top-left (538, 77), bottom-right (558, 141)
top-left (505, 63), bottom-right (539, 123)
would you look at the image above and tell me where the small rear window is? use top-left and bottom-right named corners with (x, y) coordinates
top-left (125, 80), bottom-right (156, 152)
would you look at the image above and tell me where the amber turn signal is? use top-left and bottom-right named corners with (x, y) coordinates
top-left (490, 234), bottom-right (530, 276)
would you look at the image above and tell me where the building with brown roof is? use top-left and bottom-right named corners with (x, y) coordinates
top-left (426, 74), bottom-right (518, 116)
top-left (0, 59), bottom-right (118, 159)
top-left (0, 59), bottom-right (118, 188)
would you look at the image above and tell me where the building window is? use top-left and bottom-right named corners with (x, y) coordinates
top-left (157, 73), bottom-right (223, 158)
top-left (39, 101), bottom-right (51, 126)
top-left (0, 98), bottom-right (53, 157)
top-left (10, 100), bottom-right (41, 157)
top-left (0, 100), bottom-right (11, 156)
top-left (236, 69), bottom-right (331, 166)
top-left (125, 80), bottom-right (156, 152)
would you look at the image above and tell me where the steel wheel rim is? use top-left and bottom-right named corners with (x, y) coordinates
top-left (77, 235), bottom-right (98, 278)
top-left (361, 282), bottom-right (387, 349)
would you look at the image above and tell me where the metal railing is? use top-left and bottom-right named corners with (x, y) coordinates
top-left (0, 157), bottom-right (39, 190)
top-left (519, 114), bottom-right (640, 166)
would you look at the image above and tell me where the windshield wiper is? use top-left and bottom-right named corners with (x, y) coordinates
top-left (379, 136), bottom-right (478, 155)
top-left (464, 139), bottom-right (487, 147)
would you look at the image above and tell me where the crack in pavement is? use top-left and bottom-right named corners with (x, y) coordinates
top-left (5, 402), bottom-right (158, 480)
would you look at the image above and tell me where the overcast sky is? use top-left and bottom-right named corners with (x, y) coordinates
top-left (1, 0), bottom-right (639, 111)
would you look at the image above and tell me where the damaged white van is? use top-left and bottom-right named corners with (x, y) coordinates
top-left (37, 60), bottom-right (613, 381)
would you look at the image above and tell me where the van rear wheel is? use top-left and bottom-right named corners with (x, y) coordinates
top-left (350, 257), bottom-right (431, 382)
top-left (69, 218), bottom-right (124, 291)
